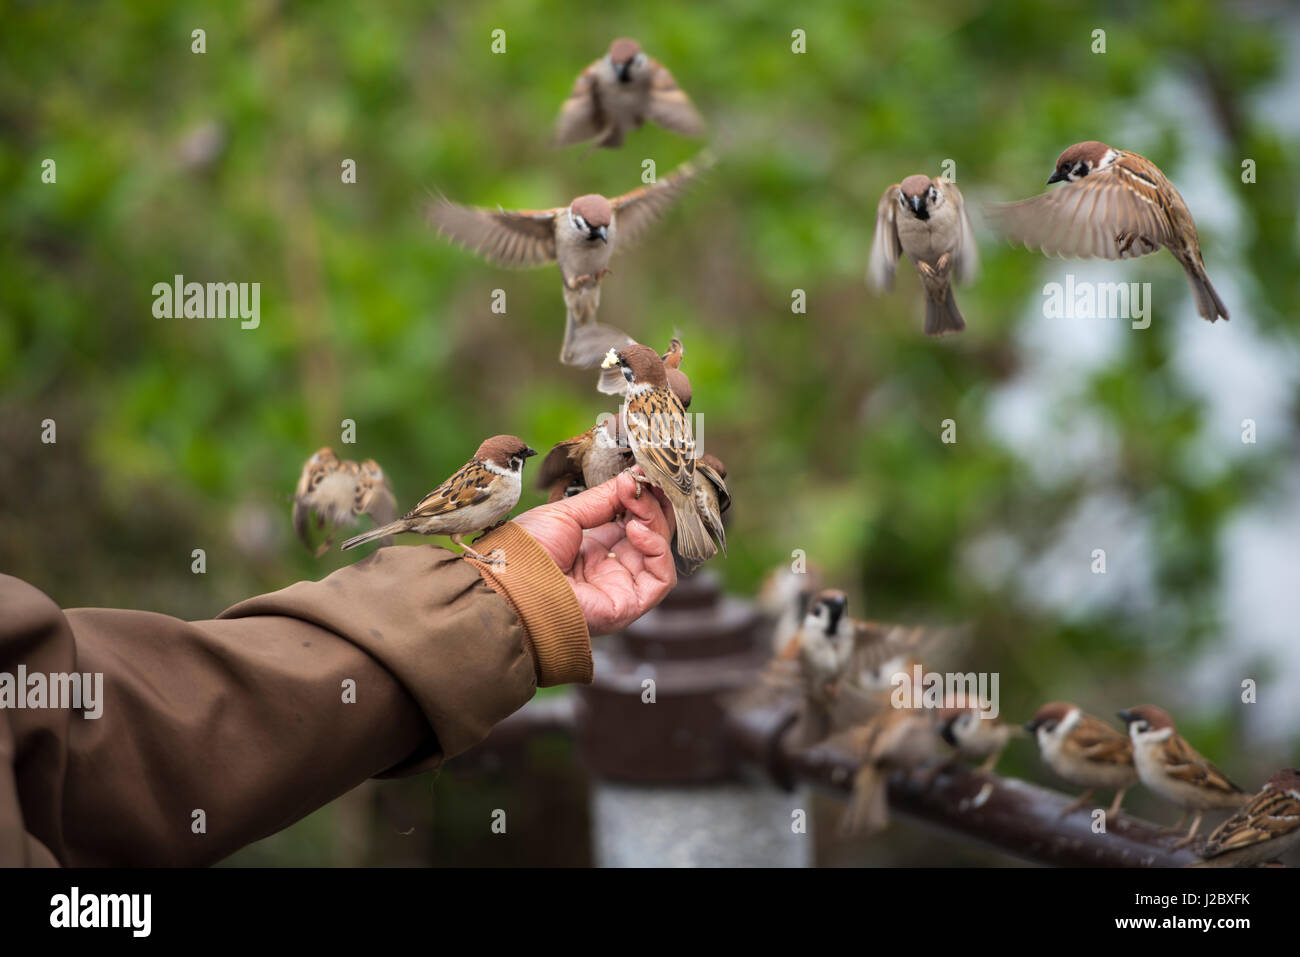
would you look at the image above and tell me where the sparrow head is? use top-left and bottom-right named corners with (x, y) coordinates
top-left (1024, 700), bottom-right (1075, 735)
top-left (898, 174), bottom-right (940, 221)
top-left (608, 37), bottom-right (644, 82)
top-left (476, 435), bottom-right (538, 474)
top-left (805, 589), bottom-right (848, 636)
top-left (1116, 704), bottom-right (1175, 735)
top-left (699, 452), bottom-right (727, 479)
top-left (602, 344), bottom-right (667, 388)
top-left (939, 708), bottom-right (975, 747)
top-left (1263, 768), bottom-right (1300, 794)
top-left (1049, 141), bottom-right (1114, 184)
top-left (570, 194), bottom-right (612, 243)
top-left (661, 337), bottom-right (685, 369)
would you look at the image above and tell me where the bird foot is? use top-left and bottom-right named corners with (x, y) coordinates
top-left (463, 546), bottom-right (506, 568)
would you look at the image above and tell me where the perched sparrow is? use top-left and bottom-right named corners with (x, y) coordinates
top-left (832, 708), bottom-right (945, 836)
top-left (1196, 769), bottom-right (1300, 868)
top-left (939, 705), bottom-right (1020, 774)
top-left (987, 141), bottom-right (1229, 322)
top-left (1025, 701), bottom-right (1138, 818)
top-left (341, 435), bottom-right (536, 566)
top-left (868, 175), bottom-right (978, 336)
top-left (601, 344), bottom-right (719, 565)
top-left (536, 416), bottom-right (629, 504)
top-left (598, 336), bottom-right (691, 406)
top-left (427, 156), bottom-right (711, 366)
top-left (1118, 705), bottom-right (1250, 844)
top-left (555, 37), bottom-right (705, 149)
top-left (691, 452), bottom-right (729, 559)
top-left (292, 449), bottom-right (398, 557)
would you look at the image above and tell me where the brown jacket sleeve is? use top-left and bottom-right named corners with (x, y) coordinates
top-left (0, 522), bottom-right (590, 867)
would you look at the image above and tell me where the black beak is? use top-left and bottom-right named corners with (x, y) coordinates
top-left (910, 195), bottom-right (923, 213)
top-left (616, 62), bottom-right (631, 82)
top-left (1047, 169), bottom-right (1068, 185)
top-left (595, 225), bottom-right (608, 243)
top-left (1023, 719), bottom-right (1039, 734)
top-left (523, 447), bottom-right (538, 459)
top-left (1116, 710), bottom-right (1133, 724)
top-left (940, 720), bottom-right (958, 747)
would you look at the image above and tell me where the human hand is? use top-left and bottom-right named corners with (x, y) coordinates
top-left (512, 470), bottom-right (677, 636)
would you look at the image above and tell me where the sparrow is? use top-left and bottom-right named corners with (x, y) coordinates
top-left (986, 141), bottom-right (1229, 322)
top-left (601, 344), bottom-right (719, 565)
top-left (554, 37), bottom-right (705, 149)
top-left (1025, 701), bottom-right (1138, 818)
top-left (292, 449), bottom-right (398, 556)
top-left (598, 336), bottom-right (691, 406)
top-left (868, 175), bottom-right (978, 336)
top-left (756, 561), bottom-right (824, 657)
top-left (340, 435), bottom-right (536, 566)
top-left (939, 704), bottom-right (1020, 774)
top-left (427, 155), bottom-right (712, 367)
top-left (690, 452), bottom-right (729, 561)
top-left (831, 707), bottom-right (945, 836)
top-left (536, 415), bottom-right (630, 504)
top-left (1196, 769), bottom-right (1300, 868)
top-left (1118, 705), bottom-right (1250, 845)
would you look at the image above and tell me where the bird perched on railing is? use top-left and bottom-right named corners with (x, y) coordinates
top-left (292, 448), bottom-right (397, 557)
top-left (1025, 701), bottom-right (1137, 819)
top-left (1195, 769), bottom-right (1300, 868)
top-left (938, 703), bottom-right (1021, 775)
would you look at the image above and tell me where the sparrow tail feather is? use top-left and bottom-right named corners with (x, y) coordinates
top-left (840, 764), bottom-right (890, 836)
top-left (341, 520), bottom-right (406, 551)
top-left (1181, 259), bottom-right (1230, 322)
top-left (924, 288), bottom-right (966, 336)
top-left (670, 495), bottom-right (717, 565)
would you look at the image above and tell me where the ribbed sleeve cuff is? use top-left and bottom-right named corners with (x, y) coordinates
top-left (465, 522), bottom-right (593, 687)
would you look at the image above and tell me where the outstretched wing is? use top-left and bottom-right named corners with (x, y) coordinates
top-left (426, 196), bottom-right (558, 267)
top-left (867, 184), bottom-right (903, 290)
top-left (554, 62), bottom-right (604, 146)
top-left (610, 151), bottom-right (714, 249)
top-left (645, 60), bottom-right (705, 136)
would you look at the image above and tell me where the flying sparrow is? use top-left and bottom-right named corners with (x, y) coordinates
top-left (1025, 701), bottom-right (1138, 818)
top-left (1196, 769), bottom-right (1300, 868)
top-left (600, 344), bottom-right (719, 566)
top-left (831, 707), bottom-right (945, 836)
top-left (427, 155), bottom-right (712, 367)
top-left (340, 435), bottom-right (537, 566)
top-left (868, 175), bottom-right (978, 336)
top-left (292, 449), bottom-right (398, 557)
top-left (986, 141), bottom-right (1229, 322)
top-left (1118, 704), bottom-right (1250, 845)
top-left (939, 705), bottom-right (1020, 774)
top-left (554, 37), bottom-right (705, 150)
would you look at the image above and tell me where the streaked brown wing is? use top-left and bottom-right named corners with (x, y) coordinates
top-left (554, 64), bottom-right (604, 146)
top-left (610, 152), bottom-right (713, 249)
top-left (1066, 713), bottom-right (1134, 766)
top-left (626, 388), bottom-right (695, 496)
top-left (986, 163), bottom-right (1177, 261)
top-left (944, 179), bottom-right (979, 283)
top-left (866, 184), bottom-right (902, 290)
top-left (1162, 735), bottom-right (1243, 794)
top-left (536, 434), bottom-right (588, 491)
top-left (293, 449), bottom-right (337, 544)
top-left (405, 460), bottom-right (493, 519)
top-left (645, 60), bottom-right (705, 136)
top-left (1204, 788), bottom-right (1300, 856)
top-left (695, 457), bottom-right (730, 513)
top-left (356, 463), bottom-right (397, 526)
top-left (426, 197), bottom-right (558, 267)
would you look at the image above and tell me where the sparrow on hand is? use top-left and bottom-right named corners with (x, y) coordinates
top-left (987, 141), bottom-right (1229, 322)
top-left (537, 415), bottom-right (629, 504)
top-left (1118, 704), bottom-right (1250, 845)
top-left (427, 155), bottom-right (712, 367)
top-left (1196, 769), bottom-right (1300, 868)
top-left (555, 37), bottom-right (705, 150)
top-left (341, 435), bottom-right (536, 567)
top-left (869, 175), bottom-right (978, 336)
top-left (1025, 701), bottom-right (1138, 818)
top-left (598, 336), bottom-right (691, 406)
top-left (600, 344), bottom-right (720, 567)
top-left (292, 448), bottom-right (397, 557)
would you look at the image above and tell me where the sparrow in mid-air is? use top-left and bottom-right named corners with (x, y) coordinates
top-left (341, 435), bottom-right (536, 566)
top-left (831, 707), bottom-right (945, 836)
top-left (292, 449), bottom-right (397, 556)
top-left (1025, 701), bottom-right (1138, 818)
top-left (939, 705), bottom-right (1020, 774)
top-left (601, 344), bottom-right (719, 566)
top-left (987, 141), bottom-right (1229, 322)
top-left (1196, 769), bottom-right (1300, 868)
top-left (536, 415), bottom-right (629, 504)
top-left (1118, 704), bottom-right (1250, 845)
top-left (427, 155), bottom-right (712, 367)
top-left (868, 175), bottom-right (978, 336)
top-left (555, 37), bottom-right (705, 149)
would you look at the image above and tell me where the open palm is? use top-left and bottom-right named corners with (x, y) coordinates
top-left (513, 470), bottom-right (677, 636)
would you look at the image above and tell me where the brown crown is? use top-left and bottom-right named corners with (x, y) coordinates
top-left (476, 434), bottom-right (535, 468)
top-left (609, 37), bottom-right (641, 64)
top-left (571, 193), bottom-right (612, 228)
top-left (1056, 140), bottom-right (1112, 168)
top-left (618, 344), bottom-right (668, 386)
top-left (899, 174), bottom-right (933, 198)
top-left (1121, 704), bottom-right (1175, 731)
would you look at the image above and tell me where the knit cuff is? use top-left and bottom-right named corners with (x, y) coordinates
top-left (465, 522), bottom-right (593, 686)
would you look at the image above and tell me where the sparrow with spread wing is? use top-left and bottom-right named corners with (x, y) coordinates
top-left (427, 155), bottom-right (712, 367)
top-left (1026, 701), bottom-right (1138, 818)
top-left (987, 141), bottom-right (1229, 322)
top-left (1119, 704), bottom-right (1250, 845)
top-left (292, 448), bottom-right (398, 556)
top-left (555, 37), bottom-right (705, 149)
top-left (600, 344), bottom-right (719, 566)
top-left (868, 175), bottom-right (978, 336)
top-left (341, 435), bottom-right (536, 566)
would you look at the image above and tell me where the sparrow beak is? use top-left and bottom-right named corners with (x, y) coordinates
top-left (616, 61), bottom-right (631, 82)
top-left (940, 720), bottom-right (958, 747)
top-left (1115, 710), bottom-right (1134, 725)
top-left (1047, 169), bottom-right (1068, 185)
top-left (523, 447), bottom-right (538, 459)
top-left (592, 225), bottom-right (608, 243)
top-left (909, 195), bottom-right (923, 214)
